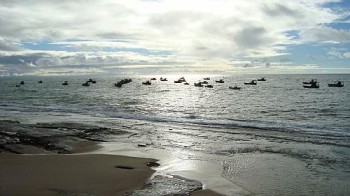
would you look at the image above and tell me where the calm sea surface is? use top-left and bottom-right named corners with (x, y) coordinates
top-left (0, 74), bottom-right (349, 134)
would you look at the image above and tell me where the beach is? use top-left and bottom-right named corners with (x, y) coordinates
top-left (0, 120), bottom-right (224, 196)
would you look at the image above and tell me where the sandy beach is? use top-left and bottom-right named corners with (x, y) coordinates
top-left (0, 154), bottom-right (156, 196)
top-left (0, 120), bottom-right (223, 196)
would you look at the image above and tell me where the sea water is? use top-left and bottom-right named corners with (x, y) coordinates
top-left (0, 74), bottom-right (349, 195)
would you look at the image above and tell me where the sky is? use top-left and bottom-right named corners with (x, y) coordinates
top-left (0, 0), bottom-right (349, 76)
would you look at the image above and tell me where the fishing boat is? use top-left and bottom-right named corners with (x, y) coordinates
top-left (194, 82), bottom-right (203, 87)
top-left (82, 82), bottom-right (90, 86)
top-left (303, 83), bottom-right (319, 88)
top-left (142, 81), bottom-right (151, 85)
top-left (62, 81), bottom-right (68, 85)
top-left (328, 80), bottom-right (344, 87)
top-left (215, 79), bottom-right (224, 83)
top-left (257, 77), bottom-right (266, 81)
top-left (244, 80), bottom-right (257, 85)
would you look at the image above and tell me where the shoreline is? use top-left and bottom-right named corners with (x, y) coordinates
top-left (0, 120), bottom-right (224, 196)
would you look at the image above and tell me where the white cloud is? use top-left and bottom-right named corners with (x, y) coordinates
top-left (0, 0), bottom-right (348, 75)
top-left (343, 52), bottom-right (350, 58)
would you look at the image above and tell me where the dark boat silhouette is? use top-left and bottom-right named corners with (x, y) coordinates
top-left (62, 81), bottom-right (68, 85)
top-left (205, 84), bottom-right (213, 88)
top-left (328, 80), bottom-right (344, 87)
top-left (82, 82), bottom-right (90, 86)
top-left (88, 79), bottom-right (96, 83)
top-left (194, 82), bottom-right (203, 87)
top-left (303, 82), bottom-right (319, 88)
top-left (244, 80), bottom-right (257, 85)
top-left (203, 77), bottom-right (210, 80)
top-left (160, 77), bottom-right (168, 81)
top-left (20, 81), bottom-right (24, 85)
top-left (115, 78), bottom-right (132, 87)
top-left (257, 77), bottom-right (266, 81)
top-left (38, 80), bottom-right (43, 83)
top-left (151, 78), bottom-right (156, 80)
top-left (142, 81), bottom-right (151, 85)
top-left (174, 77), bottom-right (186, 83)
top-left (215, 79), bottom-right (224, 83)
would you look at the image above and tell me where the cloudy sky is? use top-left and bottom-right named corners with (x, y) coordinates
top-left (0, 0), bottom-right (349, 76)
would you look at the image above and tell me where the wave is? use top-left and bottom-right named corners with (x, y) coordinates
top-left (1, 102), bottom-right (349, 137)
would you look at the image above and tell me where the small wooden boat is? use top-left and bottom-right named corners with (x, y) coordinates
top-left (142, 81), bottom-right (151, 85)
top-left (303, 83), bottom-right (319, 88)
top-left (88, 79), bottom-right (96, 83)
top-left (205, 84), bottom-right (213, 88)
top-left (194, 82), bottom-right (203, 87)
top-left (244, 80), bottom-right (257, 85)
top-left (215, 79), bottom-right (224, 83)
top-left (328, 80), bottom-right (344, 87)
top-left (151, 78), bottom-right (156, 80)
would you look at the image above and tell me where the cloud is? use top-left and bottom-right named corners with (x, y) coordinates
top-left (327, 47), bottom-right (350, 58)
top-left (0, 0), bottom-right (349, 75)
top-left (299, 26), bottom-right (350, 43)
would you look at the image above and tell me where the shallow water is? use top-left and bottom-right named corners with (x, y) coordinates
top-left (1, 74), bottom-right (349, 195)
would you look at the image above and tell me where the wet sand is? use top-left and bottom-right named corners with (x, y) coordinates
top-left (0, 154), bottom-right (156, 196)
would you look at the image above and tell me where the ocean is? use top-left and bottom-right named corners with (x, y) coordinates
top-left (1, 74), bottom-right (350, 195)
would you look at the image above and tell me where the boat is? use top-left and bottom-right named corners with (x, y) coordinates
top-left (82, 82), bottom-right (90, 86)
top-left (174, 77), bottom-right (186, 83)
top-left (229, 85), bottom-right (241, 90)
top-left (194, 82), bottom-right (203, 87)
top-left (160, 77), bottom-right (168, 81)
top-left (62, 81), bottom-right (68, 85)
top-left (215, 79), bottom-right (224, 83)
top-left (151, 78), bottom-right (156, 80)
top-left (115, 78), bottom-right (132, 87)
top-left (303, 79), bottom-right (317, 85)
top-left (244, 80), bottom-right (257, 85)
top-left (202, 81), bottom-right (208, 84)
top-left (20, 81), bottom-right (24, 85)
top-left (205, 84), bottom-right (213, 88)
top-left (257, 77), bottom-right (266, 81)
top-left (38, 80), bottom-right (43, 83)
top-left (142, 81), bottom-right (151, 85)
top-left (203, 77), bottom-right (210, 80)
top-left (303, 83), bottom-right (319, 88)
top-left (328, 80), bottom-right (344, 87)
top-left (88, 79), bottom-right (96, 83)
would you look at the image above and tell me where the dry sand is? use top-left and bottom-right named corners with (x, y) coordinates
top-left (0, 154), bottom-right (156, 196)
